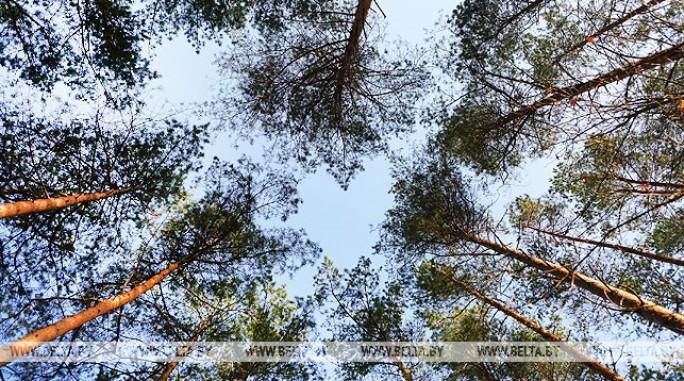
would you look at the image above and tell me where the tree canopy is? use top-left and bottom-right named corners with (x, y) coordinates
top-left (2, 0), bottom-right (684, 380)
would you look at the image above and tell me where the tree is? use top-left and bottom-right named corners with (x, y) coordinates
top-left (0, 245), bottom-right (200, 367)
top-left (222, 0), bottom-right (427, 185)
top-left (0, 187), bottom-right (139, 219)
top-left (416, 260), bottom-right (625, 381)
top-left (0, 159), bottom-right (320, 372)
top-left (199, 281), bottom-right (318, 381)
top-left (99, 278), bottom-right (319, 381)
top-left (314, 257), bottom-right (425, 381)
top-left (0, 109), bottom-right (208, 350)
top-left (0, 108), bottom-right (206, 212)
top-left (0, 0), bottom-right (307, 102)
top-left (379, 144), bottom-right (684, 343)
top-left (435, 0), bottom-right (684, 174)
top-left (0, 0), bottom-right (149, 94)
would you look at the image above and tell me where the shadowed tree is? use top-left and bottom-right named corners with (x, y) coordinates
top-left (222, 0), bottom-right (428, 186)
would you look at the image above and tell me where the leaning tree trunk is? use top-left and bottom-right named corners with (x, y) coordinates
top-left (501, 39), bottom-right (684, 125)
top-left (446, 274), bottom-right (625, 381)
top-left (0, 187), bottom-right (139, 219)
top-left (462, 232), bottom-right (684, 335)
top-left (157, 314), bottom-right (214, 381)
top-left (395, 358), bottom-right (412, 381)
top-left (552, 0), bottom-right (666, 64)
top-left (527, 225), bottom-right (684, 267)
top-left (0, 249), bottom-right (202, 367)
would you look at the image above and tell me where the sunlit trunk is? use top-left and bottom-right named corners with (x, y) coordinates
top-left (463, 232), bottom-right (684, 335)
top-left (0, 187), bottom-right (139, 219)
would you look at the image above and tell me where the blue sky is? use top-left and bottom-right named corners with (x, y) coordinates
top-left (146, 0), bottom-right (558, 303)
top-left (145, 1), bottom-right (458, 299)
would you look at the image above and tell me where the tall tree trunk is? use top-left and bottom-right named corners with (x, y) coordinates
top-left (0, 187), bottom-right (139, 219)
top-left (462, 232), bottom-right (684, 334)
top-left (333, 0), bottom-right (373, 108)
top-left (0, 250), bottom-right (201, 367)
top-left (446, 274), bottom-right (625, 381)
top-left (612, 188), bottom-right (684, 196)
top-left (501, 40), bottom-right (684, 126)
top-left (395, 357), bottom-right (412, 381)
top-left (553, 0), bottom-right (666, 64)
top-left (615, 176), bottom-right (684, 190)
top-left (526, 225), bottom-right (684, 267)
top-left (157, 315), bottom-right (213, 381)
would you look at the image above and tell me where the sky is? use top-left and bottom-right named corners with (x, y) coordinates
top-left (146, 0), bottom-right (557, 300)
top-left (144, 1), bottom-right (458, 299)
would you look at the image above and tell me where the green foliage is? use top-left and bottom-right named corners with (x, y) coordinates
top-left (0, 107), bottom-right (207, 232)
top-left (0, 0), bottom-right (306, 103)
top-left (648, 210), bottom-right (684, 256)
top-left (0, 0), bottom-right (151, 104)
top-left (223, 0), bottom-right (428, 186)
top-left (437, 99), bottom-right (525, 174)
top-left (415, 260), bottom-right (602, 381)
top-left (4, 0), bottom-right (684, 379)
top-left (314, 256), bottom-right (424, 380)
top-left (1, 158), bottom-right (320, 380)
top-left (380, 142), bottom-right (486, 261)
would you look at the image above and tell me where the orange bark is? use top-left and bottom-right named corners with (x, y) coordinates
top-left (502, 40), bottom-right (684, 126)
top-left (396, 359), bottom-right (413, 381)
top-left (463, 233), bottom-right (684, 334)
top-left (0, 254), bottom-right (192, 367)
top-left (553, 0), bottom-right (666, 64)
top-left (448, 275), bottom-right (625, 381)
top-left (527, 225), bottom-right (684, 267)
top-left (157, 315), bottom-right (213, 381)
top-left (0, 187), bottom-right (139, 219)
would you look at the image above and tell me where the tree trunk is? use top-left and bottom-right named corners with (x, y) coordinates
top-left (395, 357), bottom-right (413, 381)
top-left (463, 232), bottom-right (684, 335)
top-left (615, 176), bottom-right (684, 189)
top-left (157, 316), bottom-right (213, 381)
top-left (0, 187), bottom-right (139, 219)
top-left (333, 0), bottom-right (373, 107)
top-left (447, 275), bottom-right (626, 381)
top-left (527, 225), bottom-right (684, 267)
top-left (0, 251), bottom-right (199, 367)
top-left (501, 40), bottom-right (684, 126)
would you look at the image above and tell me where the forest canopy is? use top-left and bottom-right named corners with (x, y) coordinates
top-left (1, 0), bottom-right (684, 380)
